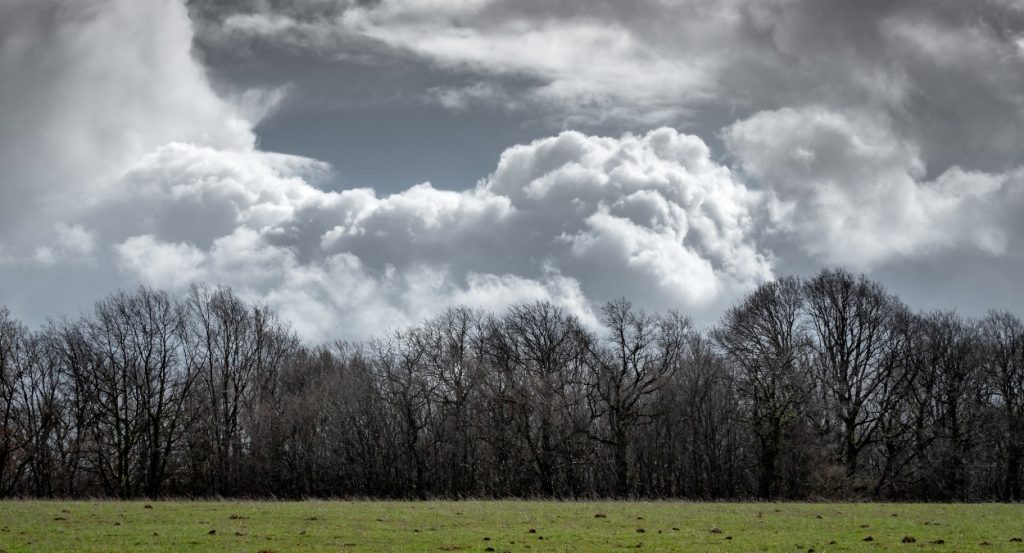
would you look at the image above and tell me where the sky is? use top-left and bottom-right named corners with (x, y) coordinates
top-left (2, 0), bottom-right (1024, 340)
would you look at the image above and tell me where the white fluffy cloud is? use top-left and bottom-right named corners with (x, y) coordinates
top-left (0, 0), bottom-right (255, 240)
top-left (725, 106), bottom-right (1024, 267)
top-left (0, 0), bottom-right (775, 340)
top-left (100, 128), bottom-right (771, 340)
top-left (4, 0), bottom-right (1024, 338)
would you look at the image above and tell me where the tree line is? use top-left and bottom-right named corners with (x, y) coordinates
top-left (0, 269), bottom-right (1022, 500)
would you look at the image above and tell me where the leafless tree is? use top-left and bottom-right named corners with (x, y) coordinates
top-left (803, 269), bottom-right (908, 488)
top-left (181, 284), bottom-right (295, 494)
top-left (980, 310), bottom-right (1024, 500)
top-left (485, 302), bottom-right (592, 496)
top-left (715, 277), bottom-right (812, 497)
top-left (589, 299), bottom-right (690, 496)
top-left (920, 311), bottom-right (986, 499)
top-left (0, 308), bottom-right (34, 496)
top-left (372, 328), bottom-right (437, 497)
top-left (81, 288), bottom-right (193, 497)
top-left (419, 307), bottom-right (488, 494)
top-left (2, 268), bottom-right (1023, 500)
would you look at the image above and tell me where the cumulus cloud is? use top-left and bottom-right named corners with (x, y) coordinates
top-left (4, 0), bottom-right (1024, 338)
top-left (724, 106), bottom-right (1024, 267)
top-left (0, 0), bottom-right (255, 240)
top-left (101, 128), bottom-right (771, 340)
top-left (0, 0), bottom-right (778, 340)
top-left (116, 235), bottom-right (208, 289)
top-left (180, 1), bottom-right (1024, 311)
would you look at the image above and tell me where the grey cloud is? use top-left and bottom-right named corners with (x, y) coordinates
top-left (188, 0), bottom-right (1024, 149)
top-left (0, 0), bottom-right (254, 242)
top-left (0, 1), bottom-right (776, 339)
top-left (724, 106), bottom-right (1024, 267)
top-left (4, 0), bottom-right (1024, 339)
top-left (102, 128), bottom-right (770, 339)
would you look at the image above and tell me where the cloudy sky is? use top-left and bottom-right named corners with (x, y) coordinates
top-left (2, 0), bottom-right (1024, 340)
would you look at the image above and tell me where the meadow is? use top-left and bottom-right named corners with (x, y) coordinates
top-left (0, 501), bottom-right (1022, 552)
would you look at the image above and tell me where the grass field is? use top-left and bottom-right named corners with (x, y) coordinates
top-left (0, 501), bottom-right (1022, 552)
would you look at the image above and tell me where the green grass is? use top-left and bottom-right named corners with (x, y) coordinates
top-left (0, 500), bottom-right (1022, 552)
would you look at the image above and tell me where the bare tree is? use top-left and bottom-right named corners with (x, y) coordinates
top-left (980, 310), bottom-right (1024, 500)
top-left (589, 299), bottom-right (689, 496)
top-left (42, 317), bottom-right (100, 496)
top-left (10, 330), bottom-right (65, 497)
top-left (645, 332), bottom-right (744, 497)
top-left (5, 272), bottom-right (1024, 500)
top-left (484, 302), bottom-right (592, 496)
top-left (803, 269), bottom-right (907, 487)
top-left (920, 311), bottom-right (985, 499)
top-left (81, 288), bottom-right (193, 497)
top-left (181, 284), bottom-right (295, 494)
top-left (0, 308), bottom-right (34, 496)
top-left (869, 309), bottom-right (927, 498)
top-left (419, 307), bottom-right (488, 495)
top-left (372, 328), bottom-right (436, 497)
top-left (715, 277), bottom-right (812, 498)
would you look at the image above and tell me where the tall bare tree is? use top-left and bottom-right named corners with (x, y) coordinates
top-left (419, 307), bottom-right (488, 495)
top-left (715, 277), bottom-right (812, 497)
top-left (181, 284), bottom-right (295, 494)
top-left (372, 328), bottom-right (436, 498)
top-left (83, 288), bottom-right (193, 497)
top-left (803, 269), bottom-right (907, 486)
top-left (589, 299), bottom-right (689, 496)
top-left (980, 310), bottom-right (1024, 500)
top-left (485, 302), bottom-right (592, 496)
top-left (0, 308), bottom-right (34, 496)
